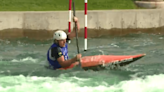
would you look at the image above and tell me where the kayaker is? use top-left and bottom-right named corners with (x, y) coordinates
top-left (46, 17), bottom-right (81, 70)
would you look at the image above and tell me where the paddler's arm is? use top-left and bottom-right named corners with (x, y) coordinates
top-left (67, 17), bottom-right (80, 40)
top-left (51, 47), bottom-right (81, 68)
top-left (57, 55), bottom-right (81, 68)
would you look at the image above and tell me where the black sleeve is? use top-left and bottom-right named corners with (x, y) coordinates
top-left (51, 47), bottom-right (63, 59)
top-left (66, 35), bottom-right (70, 43)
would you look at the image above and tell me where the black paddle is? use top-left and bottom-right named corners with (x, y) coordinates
top-left (72, 1), bottom-right (81, 66)
top-left (72, 2), bottom-right (80, 54)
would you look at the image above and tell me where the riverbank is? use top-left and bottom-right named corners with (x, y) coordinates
top-left (0, 0), bottom-right (164, 40)
top-left (0, 9), bottom-right (164, 40)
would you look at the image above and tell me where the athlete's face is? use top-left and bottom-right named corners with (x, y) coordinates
top-left (58, 39), bottom-right (66, 47)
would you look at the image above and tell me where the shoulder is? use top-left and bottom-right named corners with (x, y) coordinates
top-left (51, 47), bottom-right (61, 53)
top-left (51, 47), bottom-right (63, 57)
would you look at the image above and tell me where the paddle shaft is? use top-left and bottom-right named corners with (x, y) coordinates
top-left (72, 1), bottom-right (82, 67)
top-left (72, 2), bottom-right (80, 54)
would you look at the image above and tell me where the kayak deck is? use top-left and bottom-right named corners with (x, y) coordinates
top-left (59, 54), bottom-right (146, 70)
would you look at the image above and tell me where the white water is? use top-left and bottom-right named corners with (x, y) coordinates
top-left (0, 57), bottom-right (164, 92)
top-left (11, 57), bottom-right (38, 63)
top-left (0, 74), bottom-right (164, 92)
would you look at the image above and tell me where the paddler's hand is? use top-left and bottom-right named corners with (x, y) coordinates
top-left (74, 62), bottom-right (80, 66)
top-left (76, 54), bottom-right (82, 61)
top-left (73, 17), bottom-right (78, 23)
top-left (73, 16), bottom-right (80, 32)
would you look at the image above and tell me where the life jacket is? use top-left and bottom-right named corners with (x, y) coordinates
top-left (47, 43), bottom-right (68, 69)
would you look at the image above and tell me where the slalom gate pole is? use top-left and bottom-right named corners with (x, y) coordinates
top-left (68, 0), bottom-right (72, 33)
top-left (68, 0), bottom-right (88, 51)
top-left (84, 0), bottom-right (88, 51)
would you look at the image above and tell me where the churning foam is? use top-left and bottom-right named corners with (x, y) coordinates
top-left (0, 74), bottom-right (164, 92)
top-left (11, 57), bottom-right (38, 63)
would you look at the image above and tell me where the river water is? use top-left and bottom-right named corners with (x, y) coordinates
top-left (0, 33), bottom-right (164, 92)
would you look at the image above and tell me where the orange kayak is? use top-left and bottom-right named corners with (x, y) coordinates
top-left (59, 54), bottom-right (146, 70)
